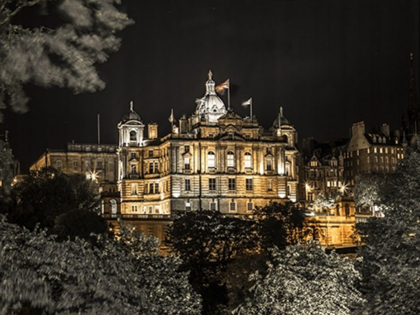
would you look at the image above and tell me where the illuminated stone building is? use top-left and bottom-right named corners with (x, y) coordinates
top-left (116, 72), bottom-right (301, 238)
top-left (30, 142), bottom-right (120, 215)
top-left (344, 121), bottom-right (404, 186)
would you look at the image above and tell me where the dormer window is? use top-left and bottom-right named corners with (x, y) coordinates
top-left (130, 130), bottom-right (137, 141)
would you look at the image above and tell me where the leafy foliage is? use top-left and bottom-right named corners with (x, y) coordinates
top-left (234, 242), bottom-right (364, 315)
top-left (354, 172), bottom-right (386, 211)
top-left (165, 203), bottom-right (315, 314)
top-left (355, 143), bottom-right (420, 314)
top-left (6, 167), bottom-right (100, 230)
top-left (0, 0), bottom-right (133, 120)
top-left (0, 217), bottom-right (201, 315)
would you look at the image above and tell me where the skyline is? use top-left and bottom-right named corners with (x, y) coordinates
top-left (1, 0), bottom-right (419, 171)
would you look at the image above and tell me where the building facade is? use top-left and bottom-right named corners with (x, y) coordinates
top-left (116, 72), bottom-right (301, 238)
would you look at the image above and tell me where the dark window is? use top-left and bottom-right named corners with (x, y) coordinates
top-left (149, 150), bottom-right (153, 157)
top-left (345, 204), bottom-right (350, 216)
top-left (130, 130), bottom-right (136, 141)
top-left (184, 145), bottom-right (190, 153)
top-left (228, 178), bottom-right (236, 190)
top-left (185, 179), bottom-right (191, 191)
top-left (246, 178), bottom-right (253, 190)
top-left (209, 178), bottom-right (216, 191)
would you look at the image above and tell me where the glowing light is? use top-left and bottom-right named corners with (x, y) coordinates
top-left (339, 184), bottom-right (347, 194)
top-left (173, 191), bottom-right (180, 198)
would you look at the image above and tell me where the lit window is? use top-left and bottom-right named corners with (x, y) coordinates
top-left (110, 199), bottom-right (117, 214)
top-left (227, 151), bottom-right (235, 168)
top-left (208, 151), bottom-right (215, 168)
top-left (185, 202), bottom-right (191, 211)
top-left (184, 157), bottom-right (190, 170)
top-left (209, 178), bottom-right (216, 191)
top-left (245, 152), bottom-right (252, 168)
top-left (185, 179), bottom-right (191, 191)
top-left (385, 148), bottom-right (388, 153)
top-left (131, 184), bottom-right (137, 195)
top-left (130, 130), bottom-right (136, 141)
top-left (374, 148), bottom-right (377, 153)
top-left (246, 178), bottom-right (253, 191)
top-left (380, 148), bottom-right (383, 153)
top-left (228, 178), bottom-right (236, 190)
top-left (327, 181), bottom-right (331, 187)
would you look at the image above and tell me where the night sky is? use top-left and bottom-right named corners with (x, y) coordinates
top-left (2, 0), bottom-right (419, 172)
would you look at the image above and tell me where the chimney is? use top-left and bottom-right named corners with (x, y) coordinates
top-left (148, 122), bottom-right (158, 139)
top-left (380, 123), bottom-right (390, 138)
top-left (351, 121), bottom-right (365, 137)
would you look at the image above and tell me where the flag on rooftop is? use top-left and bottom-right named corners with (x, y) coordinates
top-left (242, 98), bottom-right (252, 107)
top-left (215, 79), bottom-right (229, 95)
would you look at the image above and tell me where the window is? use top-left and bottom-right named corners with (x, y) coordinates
top-left (131, 164), bottom-right (137, 174)
top-left (267, 179), bottom-right (273, 191)
top-left (336, 204), bottom-right (340, 216)
top-left (184, 157), bottom-right (191, 170)
top-left (228, 178), bottom-right (236, 190)
top-left (131, 184), bottom-right (137, 195)
top-left (132, 205), bottom-right (138, 212)
top-left (345, 204), bottom-right (350, 216)
top-left (155, 183), bottom-right (159, 193)
top-left (56, 160), bottom-right (62, 169)
top-left (97, 161), bottom-right (103, 169)
top-left (208, 151), bottom-right (215, 168)
top-left (149, 183), bottom-right (154, 194)
top-left (245, 134), bottom-right (250, 139)
top-left (229, 200), bottom-right (236, 212)
top-left (154, 161), bottom-right (158, 173)
top-left (266, 159), bottom-right (272, 171)
top-left (110, 199), bottom-right (117, 214)
top-left (228, 133), bottom-right (234, 140)
top-left (184, 145), bottom-right (190, 153)
top-left (308, 192), bottom-right (313, 201)
top-left (246, 178), bottom-right (253, 191)
top-left (210, 202), bottom-right (217, 211)
top-left (227, 151), bottom-right (235, 168)
top-left (73, 161), bottom-right (78, 169)
top-left (185, 179), bottom-right (191, 191)
top-left (245, 152), bottom-right (252, 168)
top-left (185, 202), bottom-right (191, 211)
top-left (149, 206), bottom-right (153, 214)
top-left (131, 152), bottom-right (136, 159)
top-left (286, 185), bottom-right (290, 196)
top-left (380, 148), bottom-right (383, 153)
top-left (374, 148), bottom-right (377, 153)
top-left (149, 150), bottom-right (153, 157)
top-left (209, 133), bottom-right (214, 139)
top-left (209, 178), bottom-right (216, 191)
top-left (247, 202), bottom-right (253, 212)
top-left (130, 130), bottom-right (136, 141)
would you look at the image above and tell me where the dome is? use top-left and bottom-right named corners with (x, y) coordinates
top-left (195, 70), bottom-right (227, 123)
top-left (121, 101), bottom-right (142, 124)
top-left (273, 107), bottom-right (291, 128)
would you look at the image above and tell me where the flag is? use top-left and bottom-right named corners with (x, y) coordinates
top-left (215, 79), bottom-right (229, 95)
top-left (168, 108), bottom-right (174, 123)
top-left (242, 98), bottom-right (252, 107)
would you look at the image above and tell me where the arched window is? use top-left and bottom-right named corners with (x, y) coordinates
top-left (227, 151), bottom-right (235, 168)
top-left (245, 152), bottom-right (252, 169)
top-left (208, 151), bottom-right (215, 168)
top-left (345, 204), bottom-right (350, 216)
top-left (130, 130), bottom-right (137, 141)
top-left (110, 199), bottom-right (117, 214)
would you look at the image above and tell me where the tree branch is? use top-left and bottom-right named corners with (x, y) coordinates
top-left (0, 0), bottom-right (41, 29)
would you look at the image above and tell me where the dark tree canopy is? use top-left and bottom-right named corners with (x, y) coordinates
top-left (355, 142), bottom-right (420, 314)
top-left (6, 167), bottom-right (100, 230)
top-left (0, 0), bottom-right (133, 120)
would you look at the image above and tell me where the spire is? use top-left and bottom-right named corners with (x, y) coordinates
top-left (280, 106), bottom-right (284, 117)
top-left (205, 70), bottom-right (216, 95)
top-left (130, 101), bottom-right (134, 111)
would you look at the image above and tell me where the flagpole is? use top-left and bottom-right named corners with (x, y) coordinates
top-left (228, 80), bottom-right (231, 110)
top-left (250, 98), bottom-right (253, 122)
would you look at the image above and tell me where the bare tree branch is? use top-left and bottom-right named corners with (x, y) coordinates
top-left (0, 0), bottom-right (41, 29)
